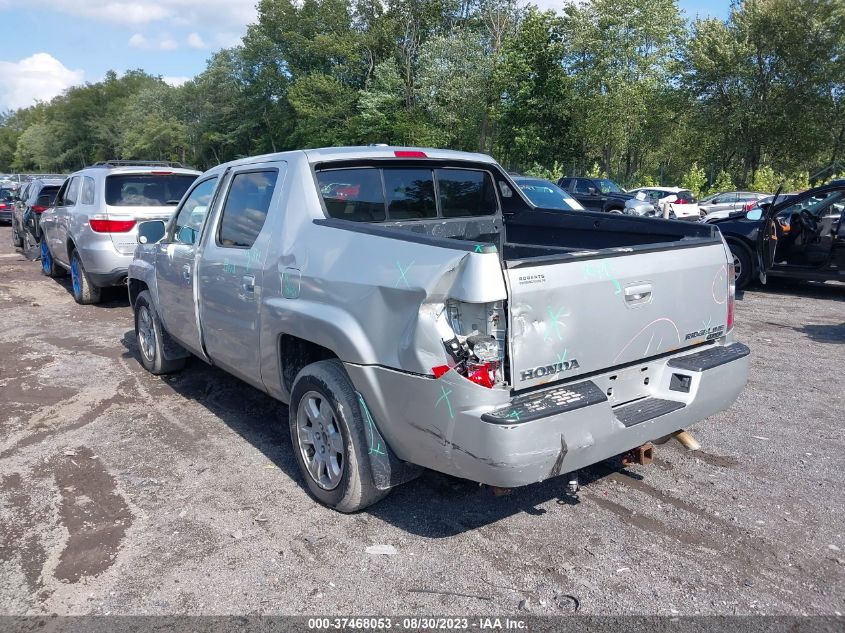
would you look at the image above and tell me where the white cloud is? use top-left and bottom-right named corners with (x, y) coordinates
top-left (21, 0), bottom-right (257, 29)
top-left (0, 53), bottom-right (85, 110)
top-left (128, 32), bottom-right (180, 50)
top-left (186, 32), bottom-right (205, 48)
top-left (162, 75), bottom-right (189, 87)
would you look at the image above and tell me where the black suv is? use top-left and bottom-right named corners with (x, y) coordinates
top-left (11, 177), bottom-right (65, 248)
top-left (711, 180), bottom-right (845, 289)
top-left (556, 176), bottom-right (633, 213)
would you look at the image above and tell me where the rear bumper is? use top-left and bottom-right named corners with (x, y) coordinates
top-left (345, 342), bottom-right (750, 488)
top-left (0, 210), bottom-right (12, 223)
top-left (76, 239), bottom-right (134, 286)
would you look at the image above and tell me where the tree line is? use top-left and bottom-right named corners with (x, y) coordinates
top-left (1, 0), bottom-right (843, 194)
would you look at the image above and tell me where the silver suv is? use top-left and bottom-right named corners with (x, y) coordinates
top-left (40, 161), bottom-right (200, 304)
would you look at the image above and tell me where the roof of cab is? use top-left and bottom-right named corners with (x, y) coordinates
top-left (205, 146), bottom-right (497, 173)
top-left (303, 146), bottom-right (496, 165)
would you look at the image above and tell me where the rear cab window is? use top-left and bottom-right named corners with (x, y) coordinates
top-left (105, 173), bottom-right (198, 207)
top-left (315, 165), bottom-right (498, 223)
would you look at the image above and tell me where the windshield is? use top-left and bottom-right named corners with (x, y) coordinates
top-left (595, 179), bottom-right (624, 194)
top-left (518, 179), bottom-right (585, 211)
top-left (105, 174), bottom-right (198, 207)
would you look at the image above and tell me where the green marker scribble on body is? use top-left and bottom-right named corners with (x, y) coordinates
top-left (543, 305), bottom-right (570, 342)
top-left (357, 394), bottom-right (386, 456)
top-left (245, 247), bottom-right (262, 272)
top-left (394, 260), bottom-right (414, 288)
top-left (222, 259), bottom-right (236, 274)
top-left (436, 385), bottom-right (454, 419)
top-left (583, 260), bottom-right (621, 294)
top-left (506, 410), bottom-right (521, 422)
top-left (474, 244), bottom-right (484, 253)
top-left (556, 349), bottom-right (569, 365)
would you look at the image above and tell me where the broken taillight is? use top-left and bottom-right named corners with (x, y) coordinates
top-left (726, 261), bottom-right (736, 331)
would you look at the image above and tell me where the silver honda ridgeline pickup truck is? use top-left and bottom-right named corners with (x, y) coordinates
top-left (128, 147), bottom-right (750, 512)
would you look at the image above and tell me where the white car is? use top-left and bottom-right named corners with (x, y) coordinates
top-left (625, 187), bottom-right (701, 220)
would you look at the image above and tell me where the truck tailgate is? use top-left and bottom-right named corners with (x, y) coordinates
top-left (505, 243), bottom-right (730, 391)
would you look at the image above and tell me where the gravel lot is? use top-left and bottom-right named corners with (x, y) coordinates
top-left (1, 224), bottom-right (843, 617)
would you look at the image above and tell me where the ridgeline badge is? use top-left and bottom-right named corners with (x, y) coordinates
top-left (684, 324), bottom-right (725, 341)
top-left (520, 359), bottom-right (580, 382)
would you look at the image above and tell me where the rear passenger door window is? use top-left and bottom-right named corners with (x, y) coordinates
top-left (80, 177), bottom-right (95, 205)
top-left (218, 170), bottom-right (277, 248)
top-left (384, 169), bottom-right (436, 220)
top-left (436, 169), bottom-right (496, 217)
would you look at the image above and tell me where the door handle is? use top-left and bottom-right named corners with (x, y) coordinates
top-left (242, 274), bottom-right (255, 293)
top-left (182, 264), bottom-right (191, 281)
top-left (624, 283), bottom-right (652, 303)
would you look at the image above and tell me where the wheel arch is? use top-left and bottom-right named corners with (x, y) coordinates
top-left (128, 278), bottom-right (149, 308)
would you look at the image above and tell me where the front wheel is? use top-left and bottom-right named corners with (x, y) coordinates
top-left (70, 250), bottom-right (102, 304)
top-left (133, 290), bottom-right (186, 375)
top-left (290, 359), bottom-right (389, 512)
top-left (729, 244), bottom-right (753, 289)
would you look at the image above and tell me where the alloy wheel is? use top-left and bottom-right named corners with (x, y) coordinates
top-left (296, 391), bottom-right (345, 490)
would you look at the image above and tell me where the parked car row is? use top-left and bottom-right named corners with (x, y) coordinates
top-left (14, 146), bottom-right (753, 513)
top-left (22, 161), bottom-right (202, 303)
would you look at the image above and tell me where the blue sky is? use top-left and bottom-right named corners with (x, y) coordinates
top-left (0, 0), bottom-right (732, 112)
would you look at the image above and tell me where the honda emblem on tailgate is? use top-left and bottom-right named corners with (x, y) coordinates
top-left (520, 359), bottom-right (580, 382)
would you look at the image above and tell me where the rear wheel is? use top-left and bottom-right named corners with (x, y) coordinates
top-left (729, 243), bottom-right (752, 289)
top-left (290, 359), bottom-right (389, 512)
top-left (133, 290), bottom-right (186, 375)
top-left (70, 250), bottom-right (102, 304)
top-left (11, 223), bottom-right (22, 248)
top-left (40, 239), bottom-right (65, 278)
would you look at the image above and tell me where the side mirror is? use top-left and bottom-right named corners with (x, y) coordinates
top-left (138, 220), bottom-right (166, 244)
top-left (664, 195), bottom-right (678, 204)
top-left (587, 186), bottom-right (597, 194)
top-left (746, 209), bottom-right (763, 221)
top-left (635, 191), bottom-right (646, 201)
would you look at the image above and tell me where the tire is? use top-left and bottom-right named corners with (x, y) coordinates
top-left (133, 290), bottom-right (186, 375)
top-left (40, 239), bottom-right (66, 278)
top-left (289, 359), bottom-right (389, 512)
top-left (69, 249), bottom-right (102, 305)
top-left (607, 207), bottom-right (623, 214)
top-left (12, 223), bottom-right (22, 248)
top-left (729, 243), bottom-right (753, 290)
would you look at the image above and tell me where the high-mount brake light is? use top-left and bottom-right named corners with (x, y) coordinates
top-left (394, 151), bottom-right (428, 158)
top-left (150, 171), bottom-right (173, 175)
top-left (90, 219), bottom-right (136, 233)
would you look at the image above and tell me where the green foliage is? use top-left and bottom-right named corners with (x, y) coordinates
top-left (681, 162), bottom-right (706, 197)
top-left (523, 161), bottom-right (565, 181)
top-left (708, 170), bottom-right (734, 194)
top-left (0, 0), bottom-right (842, 184)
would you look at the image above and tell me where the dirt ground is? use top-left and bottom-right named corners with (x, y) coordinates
top-left (0, 224), bottom-right (843, 617)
